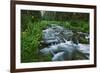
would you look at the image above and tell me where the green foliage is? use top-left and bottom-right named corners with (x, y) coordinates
top-left (79, 37), bottom-right (89, 44)
top-left (42, 53), bottom-right (53, 61)
top-left (21, 10), bottom-right (89, 62)
top-left (69, 20), bottom-right (89, 33)
top-left (21, 14), bottom-right (32, 31)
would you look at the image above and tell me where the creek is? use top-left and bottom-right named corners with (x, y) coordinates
top-left (40, 24), bottom-right (89, 61)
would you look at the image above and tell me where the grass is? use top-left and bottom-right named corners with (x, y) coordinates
top-left (21, 13), bottom-right (89, 63)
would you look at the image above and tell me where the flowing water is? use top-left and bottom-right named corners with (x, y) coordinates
top-left (40, 24), bottom-right (90, 61)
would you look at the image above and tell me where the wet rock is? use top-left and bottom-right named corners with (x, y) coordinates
top-left (42, 28), bottom-right (59, 44)
top-left (42, 25), bottom-right (74, 45)
top-left (40, 24), bottom-right (90, 61)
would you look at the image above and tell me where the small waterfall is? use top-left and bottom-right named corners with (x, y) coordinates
top-left (40, 24), bottom-right (90, 61)
top-left (52, 52), bottom-right (65, 61)
top-left (48, 44), bottom-right (55, 56)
